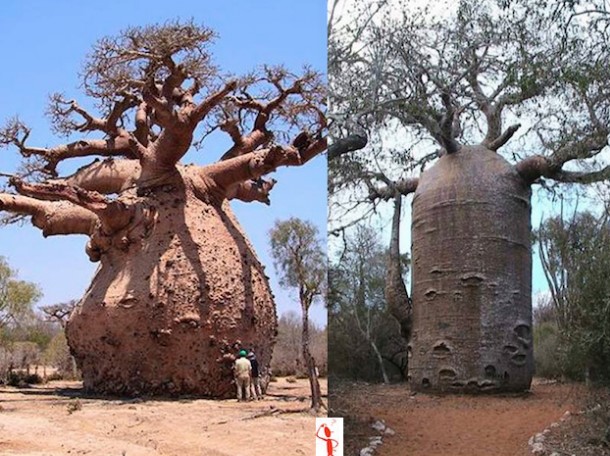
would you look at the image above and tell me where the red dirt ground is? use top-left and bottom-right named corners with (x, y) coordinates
top-left (332, 379), bottom-right (584, 456)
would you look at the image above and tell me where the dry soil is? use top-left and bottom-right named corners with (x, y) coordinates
top-left (0, 377), bottom-right (326, 456)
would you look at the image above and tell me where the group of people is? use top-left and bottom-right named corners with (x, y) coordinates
top-left (233, 349), bottom-right (263, 401)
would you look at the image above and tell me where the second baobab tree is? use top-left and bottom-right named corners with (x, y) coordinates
top-left (0, 21), bottom-right (326, 396)
top-left (330, 0), bottom-right (610, 392)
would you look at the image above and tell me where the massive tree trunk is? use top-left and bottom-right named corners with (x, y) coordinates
top-left (0, 22), bottom-right (327, 397)
top-left (409, 146), bottom-right (534, 393)
top-left (65, 166), bottom-right (276, 396)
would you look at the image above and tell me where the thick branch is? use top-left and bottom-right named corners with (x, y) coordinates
top-left (15, 135), bottom-right (137, 176)
top-left (189, 80), bottom-right (237, 124)
top-left (205, 137), bottom-right (326, 196)
top-left (0, 193), bottom-right (97, 236)
top-left (368, 177), bottom-right (419, 201)
top-left (53, 159), bottom-right (141, 194)
top-left (487, 123), bottom-right (521, 151)
top-left (227, 178), bottom-right (277, 205)
top-left (219, 128), bottom-right (270, 161)
top-left (327, 134), bottom-right (368, 160)
top-left (134, 102), bottom-right (151, 146)
top-left (439, 92), bottom-right (461, 154)
top-left (10, 179), bottom-right (132, 233)
top-left (516, 128), bottom-right (609, 183)
top-left (516, 155), bottom-right (610, 185)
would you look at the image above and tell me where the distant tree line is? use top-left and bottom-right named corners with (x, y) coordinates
top-left (271, 311), bottom-right (327, 378)
top-left (1, 256), bottom-right (77, 385)
top-left (534, 208), bottom-right (610, 385)
top-left (328, 225), bottom-right (408, 383)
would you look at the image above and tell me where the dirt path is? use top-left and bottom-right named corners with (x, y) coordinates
top-left (332, 379), bottom-right (584, 456)
top-left (0, 377), bottom-right (326, 456)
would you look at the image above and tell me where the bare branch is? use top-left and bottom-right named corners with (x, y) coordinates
top-left (488, 123), bottom-right (521, 151)
top-left (368, 177), bottom-right (420, 201)
top-left (9, 178), bottom-right (132, 233)
top-left (439, 92), bottom-right (461, 154)
top-left (327, 134), bottom-right (368, 160)
top-left (205, 136), bottom-right (326, 198)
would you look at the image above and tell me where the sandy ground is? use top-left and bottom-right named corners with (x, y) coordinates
top-left (331, 379), bottom-right (585, 456)
top-left (0, 377), bottom-right (326, 456)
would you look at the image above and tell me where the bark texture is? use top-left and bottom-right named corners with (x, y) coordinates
top-left (1, 22), bottom-right (327, 397)
top-left (409, 145), bottom-right (534, 393)
top-left (65, 166), bottom-right (276, 396)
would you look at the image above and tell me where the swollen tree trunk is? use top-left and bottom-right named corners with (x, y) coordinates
top-left (66, 166), bottom-right (277, 396)
top-left (301, 295), bottom-right (322, 411)
top-left (0, 23), bottom-right (327, 397)
top-left (409, 146), bottom-right (534, 393)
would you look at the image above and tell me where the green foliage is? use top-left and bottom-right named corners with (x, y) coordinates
top-left (537, 210), bottom-right (610, 384)
top-left (0, 256), bottom-right (42, 327)
top-left (533, 321), bottom-right (562, 379)
top-left (42, 331), bottom-right (76, 378)
top-left (269, 218), bottom-right (326, 308)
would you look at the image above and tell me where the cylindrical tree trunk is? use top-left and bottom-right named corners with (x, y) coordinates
top-left (409, 146), bottom-right (534, 393)
top-left (66, 173), bottom-right (277, 397)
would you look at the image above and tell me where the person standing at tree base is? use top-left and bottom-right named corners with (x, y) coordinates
top-left (248, 350), bottom-right (263, 400)
top-left (234, 350), bottom-right (251, 401)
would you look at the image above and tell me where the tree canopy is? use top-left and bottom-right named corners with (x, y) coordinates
top-left (537, 209), bottom-right (610, 383)
top-left (0, 21), bottom-right (327, 253)
top-left (269, 217), bottom-right (326, 410)
top-left (329, 0), bottom-right (610, 224)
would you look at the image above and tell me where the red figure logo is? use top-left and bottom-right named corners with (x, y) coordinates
top-left (316, 423), bottom-right (339, 456)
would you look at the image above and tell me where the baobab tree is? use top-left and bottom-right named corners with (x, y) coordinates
top-left (0, 21), bottom-right (326, 396)
top-left (329, 0), bottom-right (610, 392)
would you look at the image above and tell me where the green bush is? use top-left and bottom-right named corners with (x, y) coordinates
top-left (534, 321), bottom-right (562, 379)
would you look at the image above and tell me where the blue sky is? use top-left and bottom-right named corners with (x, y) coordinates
top-left (0, 1), bottom-right (328, 324)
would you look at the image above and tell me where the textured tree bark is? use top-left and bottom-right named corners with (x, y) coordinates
top-left (65, 166), bottom-right (277, 397)
top-left (1, 23), bottom-right (327, 398)
top-left (409, 145), bottom-right (534, 393)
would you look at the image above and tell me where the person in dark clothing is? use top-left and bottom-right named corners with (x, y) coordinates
top-left (247, 350), bottom-right (262, 400)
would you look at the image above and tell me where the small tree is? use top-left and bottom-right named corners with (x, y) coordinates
top-left (269, 218), bottom-right (325, 411)
top-left (0, 256), bottom-right (41, 328)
